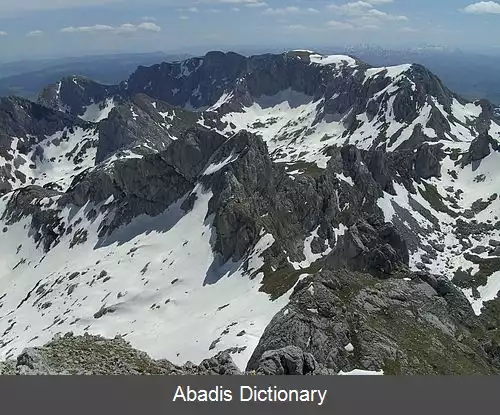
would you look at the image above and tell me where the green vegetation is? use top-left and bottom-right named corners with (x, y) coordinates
top-left (371, 313), bottom-right (494, 375)
top-left (277, 160), bottom-right (325, 178)
top-left (258, 259), bottom-right (324, 301)
top-left (418, 182), bottom-right (458, 217)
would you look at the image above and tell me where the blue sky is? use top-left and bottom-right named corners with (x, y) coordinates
top-left (0, 0), bottom-right (500, 61)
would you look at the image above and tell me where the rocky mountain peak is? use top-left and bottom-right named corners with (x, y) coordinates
top-left (38, 75), bottom-right (121, 118)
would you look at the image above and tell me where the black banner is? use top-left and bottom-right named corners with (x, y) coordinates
top-left (1, 376), bottom-right (499, 414)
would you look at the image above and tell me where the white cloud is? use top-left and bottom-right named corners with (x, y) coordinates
top-left (283, 24), bottom-right (307, 30)
top-left (366, 8), bottom-right (407, 20)
top-left (61, 24), bottom-right (111, 33)
top-left (200, 0), bottom-right (267, 6)
top-left (60, 22), bottom-right (161, 34)
top-left (462, 1), bottom-right (500, 14)
top-left (327, 1), bottom-right (408, 21)
top-left (137, 22), bottom-right (161, 31)
top-left (326, 20), bottom-right (355, 30)
top-left (0, 31), bottom-right (7, 36)
top-left (178, 6), bottom-right (200, 14)
top-left (244, 1), bottom-right (267, 7)
top-left (263, 6), bottom-right (299, 15)
top-left (358, 23), bottom-right (380, 30)
top-left (26, 30), bottom-right (44, 37)
top-left (263, 6), bottom-right (319, 15)
top-left (327, 1), bottom-right (373, 15)
top-left (323, 0), bottom-right (406, 31)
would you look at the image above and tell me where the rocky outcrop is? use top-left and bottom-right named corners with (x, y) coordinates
top-left (414, 143), bottom-right (444, 179)
top-left (0, 96), bottom-right (89, 143)
top-left (96, 97), bottom-right (171, 163)
top-left (0, 96), bottom-right (95, 194)
top-left (326, 217), bottom-right (409, 276)
top-left (1, 186), bottom-right (63, 251)
top-left (247, 269), bottom-right (499, 375)
top-left (461, 132), bottom-right (500, 169)
top-left (126, 52), bottom-right (247, 110)
top-left (0, 333), bottom-right (243, 375)
top-left (251, 346), bottom-right (334, 375)
top-left (37, 75), bottom-right (122, 116)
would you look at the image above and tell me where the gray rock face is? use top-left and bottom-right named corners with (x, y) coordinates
top-left (96, 102), bottom-right (169, 163)
top-left (414, 143), bottom-right (444, 179)
top-left (95, 93), bottom-right (200, 163)
top-left (327, 218), bottom-right (409, 276)
top-left (37, 75), bottom-right (122, 116)
top-left (2, 186), bottom-right (63, 251)
top-left (0, 96), bottom-right (88, 142)
top-left (247, 270), bottom-right (498, 375)
top-left (1, 333), bottom-right (243, 375)
top-left (0, 96), bottom-right (96, 194)
top-left (126, 52), bottom-right (247, 110)
top-left (252, 346), bottom-right (334, 375)
top-left (363, 149), bottom-right (396, 195)
top-left (461, 132), bottom-right (500, 169)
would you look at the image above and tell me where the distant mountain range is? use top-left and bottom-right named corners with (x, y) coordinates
top-left (327, 45), bottom-right (500, 106)
top-left (2, 46), bottom-right (499, 108)
top-left (0, 52), bottom-right (191, 100)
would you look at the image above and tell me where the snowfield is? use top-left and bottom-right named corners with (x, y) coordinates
top-left (0, 184), bottom-right (293, 369)
top-left (81, 98), bottom-right (116, 123)
top-left (1, 126), bottom-right (99, 192)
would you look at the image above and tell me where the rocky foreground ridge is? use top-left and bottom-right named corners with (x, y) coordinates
top-left (2, 265), bottom-right (500, 375)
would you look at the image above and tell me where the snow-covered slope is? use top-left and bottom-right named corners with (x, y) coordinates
top-left (80, 98), bottom-right (116, 123)
top-left (38, 76), bottom-right (121, 120)
top-left (0, 184), bottom-right (290, 368)
top-left (2, 127), bottom-right (99, 192)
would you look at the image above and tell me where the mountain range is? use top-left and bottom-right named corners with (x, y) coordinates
top-left (0, 52), bottom-right (190, 101)
top-left (0, 49), bottom-right (499, 375)
top-left (332, 45), bottom-right (500, 106)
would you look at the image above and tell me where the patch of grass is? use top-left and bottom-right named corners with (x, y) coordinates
top-left (371, 313), bottom-right (495, 374)
top-left (257, 259), bottom-right (324, 301)
top-left (383, 358), bottom-right (402, 375)
top-left (418, 182), bottom-right (458, 217)
top-left (278, 161), bottom-right (325, 179)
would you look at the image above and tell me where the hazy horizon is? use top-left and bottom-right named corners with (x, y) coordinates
top-left (1, 1), bottom-right (500, 61)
